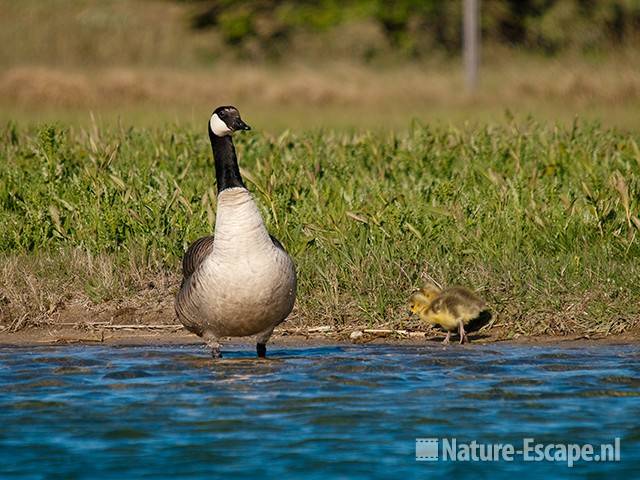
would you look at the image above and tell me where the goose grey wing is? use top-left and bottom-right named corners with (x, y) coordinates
top-left (182, 235), bottom-right (215, 280)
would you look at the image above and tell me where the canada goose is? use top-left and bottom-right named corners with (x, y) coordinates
top-left (175, 106), bottom-right (296, 358)
top-left (408, 284), bottom-right (489, 344)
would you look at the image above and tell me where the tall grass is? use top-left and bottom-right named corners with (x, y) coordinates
top-left (1, 120), bottom-right (639, 335)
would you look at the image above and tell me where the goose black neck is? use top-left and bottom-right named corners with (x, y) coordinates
top-left (209, 131), bottom-right (245, 193)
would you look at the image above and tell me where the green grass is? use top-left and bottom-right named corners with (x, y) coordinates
top-left (1, 120), bottom-right (639, 336)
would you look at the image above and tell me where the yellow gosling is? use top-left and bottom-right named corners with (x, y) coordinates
top-left (409, 285), bottom-right (489, 345)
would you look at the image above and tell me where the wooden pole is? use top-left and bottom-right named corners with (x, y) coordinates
top-left (464, 0), bottom-right (480, 93)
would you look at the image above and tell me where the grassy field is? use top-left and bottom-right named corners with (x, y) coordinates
top-left (1, 120), bottom-right (639, 337)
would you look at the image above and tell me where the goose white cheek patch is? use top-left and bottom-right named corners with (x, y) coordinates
top-left (210, 113), bottom-right (232, 136)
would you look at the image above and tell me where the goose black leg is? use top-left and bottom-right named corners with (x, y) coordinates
top-left (256, 326), bottom-right (275, 359)
top-left (204, 332), bottom-right (222, 359)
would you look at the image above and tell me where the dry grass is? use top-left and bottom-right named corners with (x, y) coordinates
top-left (2, 59), bottom-right (640, 130)
top-left (1, 249), bottom-right (637, 339)
top-left (2, 61), bottom-right (640, 108)
top-left (0, 0), bottom-right (212, 68)
top-left (0, 249), bottom-right (178, 332)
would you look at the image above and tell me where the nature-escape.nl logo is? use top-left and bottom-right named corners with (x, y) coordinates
top-left (415, 438), bottom-right (621, 467)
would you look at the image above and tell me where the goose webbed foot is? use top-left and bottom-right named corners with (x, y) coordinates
top-left (442, 332), bottom-right (451, 345)
top-left (257, 343), bottom-right (267, 358)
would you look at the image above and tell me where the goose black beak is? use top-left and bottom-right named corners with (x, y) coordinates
top-left (234, 119), bottom-right (251, 131)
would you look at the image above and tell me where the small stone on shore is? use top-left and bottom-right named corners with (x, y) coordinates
top-left (350, 330), bottom-right (364, 341)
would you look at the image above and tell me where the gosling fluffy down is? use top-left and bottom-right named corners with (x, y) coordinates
top-left (409, 285), bottom-right (490, 344)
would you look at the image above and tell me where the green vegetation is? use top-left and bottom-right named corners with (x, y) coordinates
top-left (1, 121), bottom-right (639, 336)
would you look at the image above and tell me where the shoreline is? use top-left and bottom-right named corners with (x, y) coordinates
top-left (2, 324), bottom-right (639, 348)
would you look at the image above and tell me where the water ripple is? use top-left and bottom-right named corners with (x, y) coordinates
top-left (0, 343), bottom-right (638, 478)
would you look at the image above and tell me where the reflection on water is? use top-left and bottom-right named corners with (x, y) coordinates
top-left (0, 343), bottom-right (639, 478)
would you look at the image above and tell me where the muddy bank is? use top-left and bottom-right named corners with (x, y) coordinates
top-left (2, 323), bottom-right (639, 348)
top-left (2, 297), bottom-right (639, 348)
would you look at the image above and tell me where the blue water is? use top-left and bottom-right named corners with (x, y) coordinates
top-left (1, 343), bottom-right (639, 479)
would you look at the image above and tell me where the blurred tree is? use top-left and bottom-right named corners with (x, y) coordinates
top-left (178, 0), bottom-right (640, 59)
